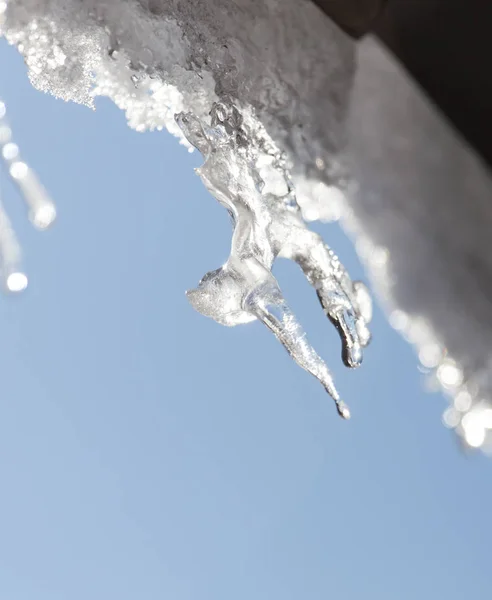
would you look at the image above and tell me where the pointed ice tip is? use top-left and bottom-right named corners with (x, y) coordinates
top-left (343, 344), bottom-right (363, 369)
top-left (338, 403), bottom-right (351, 420)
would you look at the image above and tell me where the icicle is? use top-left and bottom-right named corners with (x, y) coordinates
top-left (0, 196), bottom-right (27, 292)
top-left (245, 279), bottom-right (351, 419)
top-left (0, 101), bottom-right (56, 229)
top-left (177, 102), bottom-right (372, 418)
top-left (0, 99), bottom-right (56, 292)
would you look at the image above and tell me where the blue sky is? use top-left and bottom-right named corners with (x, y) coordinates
top-left (0, 40), bottom-right (490, 600)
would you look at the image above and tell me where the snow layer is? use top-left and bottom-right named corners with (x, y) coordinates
top-left (347, 39), bottom-right (492, 449)
top-left (1, 0), bottom-right (354, 194)
top-left (2, 0), bottom-right (492, 442)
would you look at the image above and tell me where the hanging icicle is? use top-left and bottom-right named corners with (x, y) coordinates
top-left (177, 102), bottom-right (372, 418)
top-left (0, 98), bottom-right (56, 291)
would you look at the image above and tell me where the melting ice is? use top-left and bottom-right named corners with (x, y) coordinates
top-left (3, 0), bottom-right (492, 442)
top-left (0, 0), bottom-right (373, 419)
top-left (177, 102), bottom-right (372, 418)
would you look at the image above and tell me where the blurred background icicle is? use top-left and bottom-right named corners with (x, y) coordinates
top-left (0, 193), bottom-right (27, 292)
top-left (0, 98), bottom-right (55, 291)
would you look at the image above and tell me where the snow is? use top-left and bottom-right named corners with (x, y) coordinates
top-left (2, 0), bottom-right (492, 440)
top-left (348, 38), bottom-right (492, 449)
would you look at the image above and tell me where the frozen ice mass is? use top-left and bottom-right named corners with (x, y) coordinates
top-left (1, 0), bottom-right (369, 419)
top-left (177, 101), bottom-right (371, 418)
top-left (2, 0), bottom-right (492, 440)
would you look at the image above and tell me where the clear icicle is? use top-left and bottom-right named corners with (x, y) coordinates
top-left (245, 279), bottom-right (351, 419)
top-left (177, 102), bottom-right (372, 418)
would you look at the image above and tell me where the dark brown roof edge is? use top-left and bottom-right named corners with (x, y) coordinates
top-left (313, 0), bottom-right (492, 170)
top-left (311, 0), bottom-right (386, 38)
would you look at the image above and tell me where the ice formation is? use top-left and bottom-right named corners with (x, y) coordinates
top-left (1, 0), bottom-right (371, 418)
top-left (2, 0), bottom-right (492, 439)
top-left (177, 101), bottom-right (371, 417)
top-left (0, 98), bottom-right (56, 291)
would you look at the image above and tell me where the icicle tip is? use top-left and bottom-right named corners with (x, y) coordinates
top-left (337, 402), bottom-right (351, 420)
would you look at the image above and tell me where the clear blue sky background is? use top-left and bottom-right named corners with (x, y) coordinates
top-left (0, 40), bottom-right (490, 600)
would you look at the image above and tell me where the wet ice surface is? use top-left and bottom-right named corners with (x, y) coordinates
top-left (178, 102), bottom-right (371, 418)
